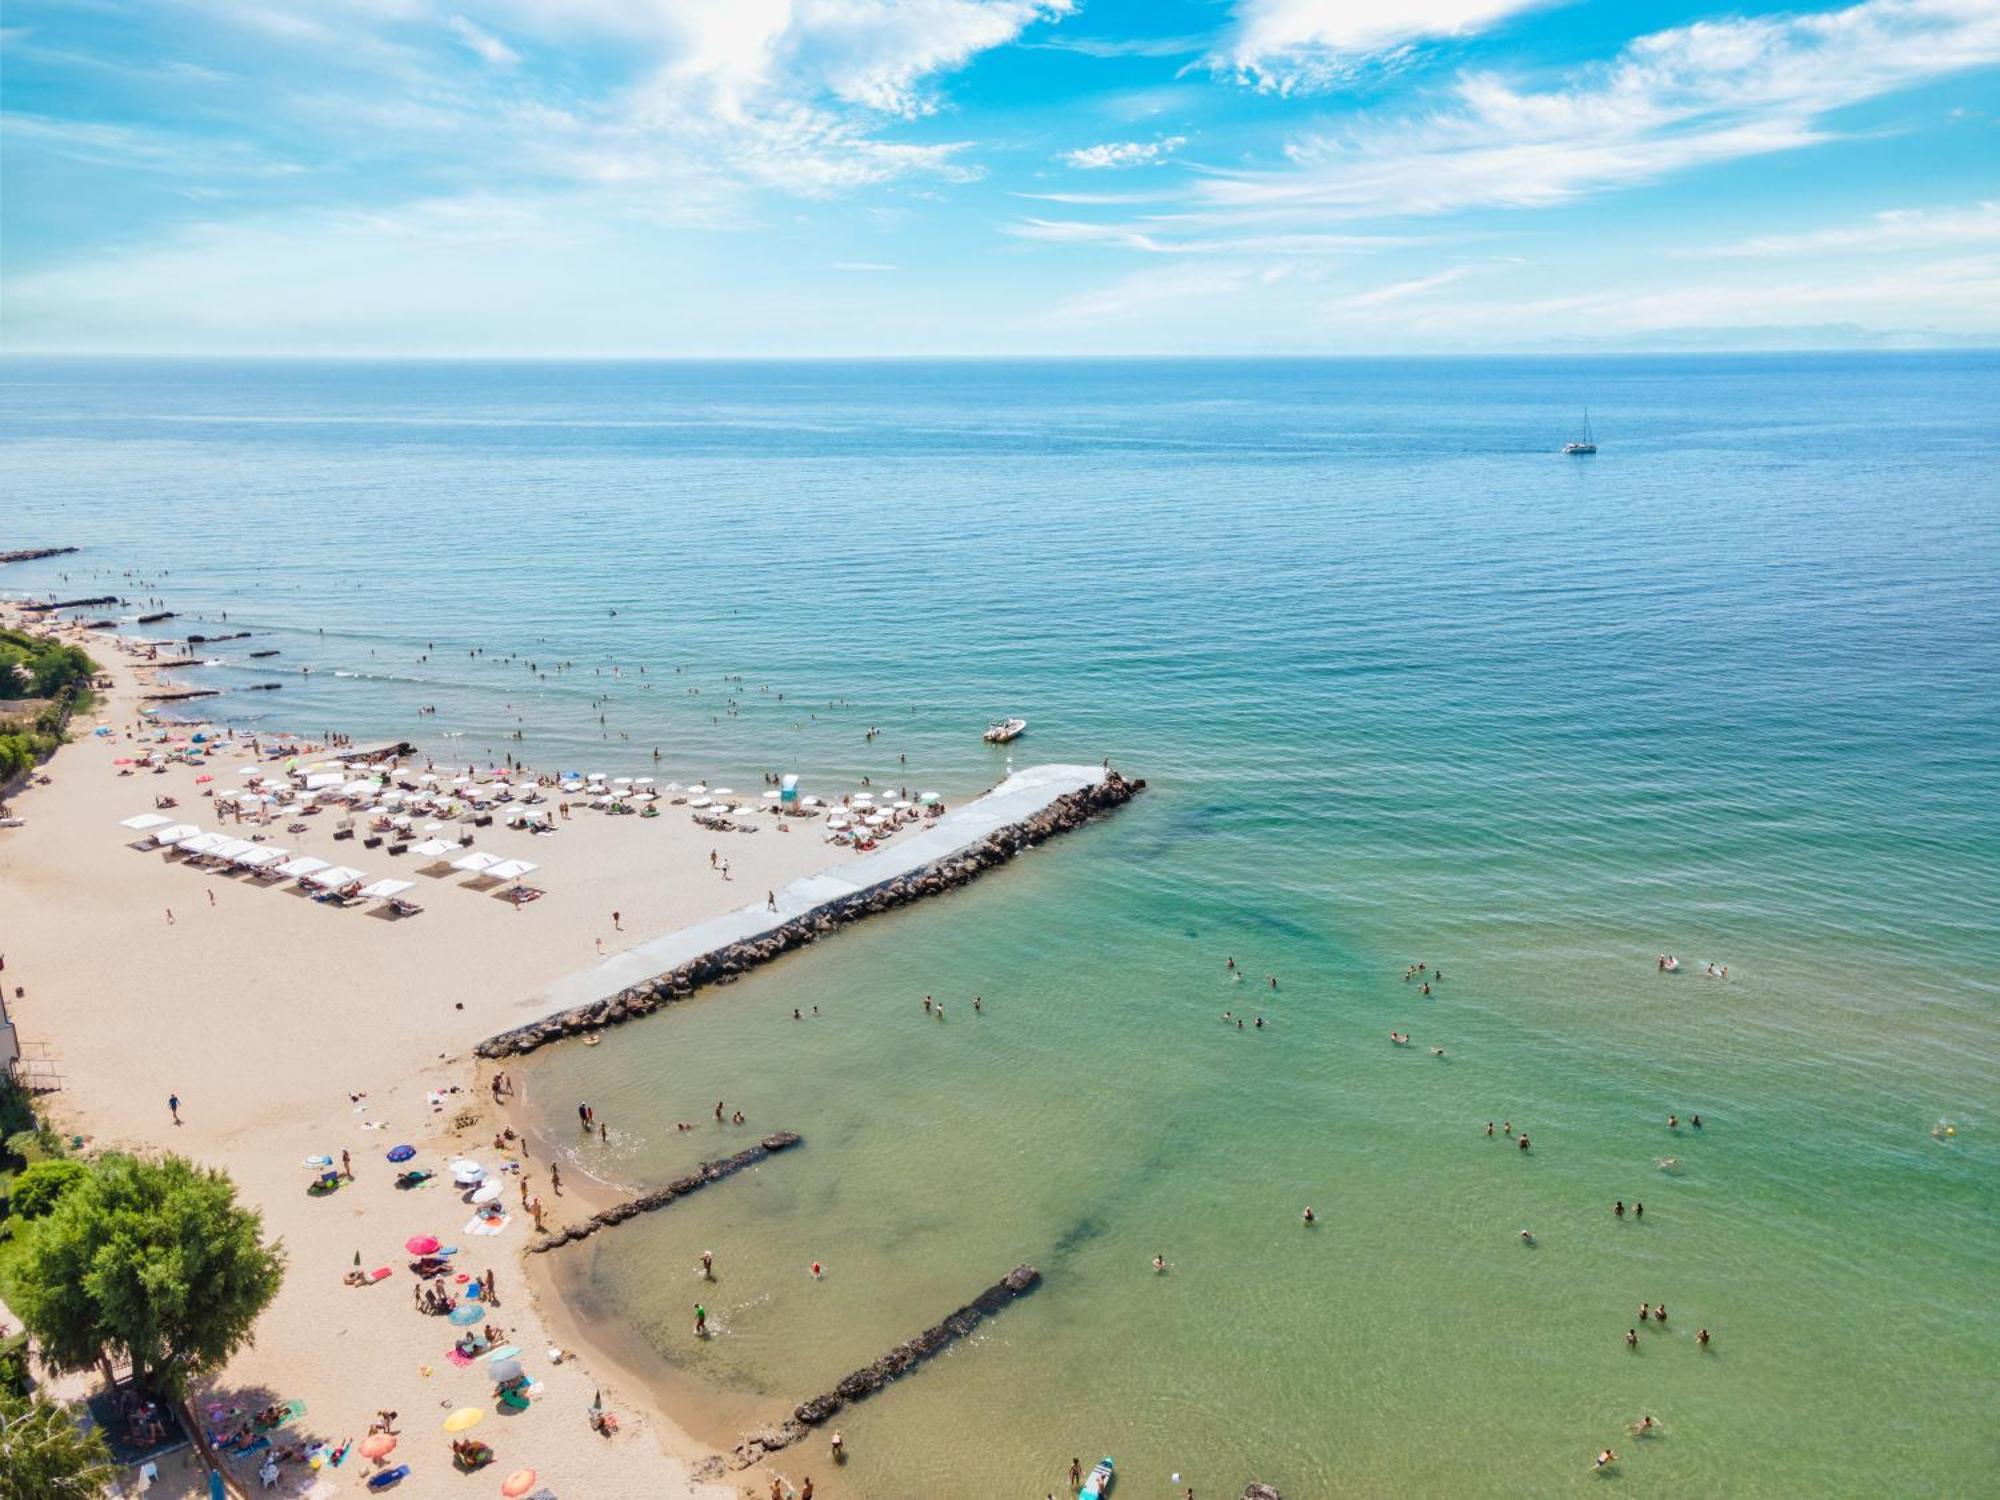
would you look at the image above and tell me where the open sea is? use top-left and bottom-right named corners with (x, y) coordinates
top-left (3, 354), bottom-right (1997, 1497)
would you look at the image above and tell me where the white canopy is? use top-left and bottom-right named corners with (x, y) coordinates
top-left (304, 772), bottom-right (344, 790)
top-left (486, 859), bottom-right (538, 881)
top-left (235, 847), bottom-right (289, 869)
top-left (306, 865), bottom-right (366, 889)
top-left (276, 855), bottom-right (331, 879)
top-left (207, 837), bottom-right (262, 861)
top-left (176, 831), bottom-right (233, 854)
top-left (151, 823), bottom-right (201, 844)
top-left (121, 812), bottom-right (173, 831)
top-left (356, 878), bottom-right (416, 900)
top-left (410, 837), bottom-right (458, 858)
top-left (451, 850), bottom-right (506, 874)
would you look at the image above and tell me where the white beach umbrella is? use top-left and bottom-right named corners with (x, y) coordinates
top-left (451, 850), bottom-right (506, 874)
top-left (634, 777), bottom-right (654, 786)
top-left (687, 783), bottom-right (707, 794)
top-left (356, 878), bottom-right (416, 900)
top-left (451, 1159), bottom-right (486, 1184)
top-left (486, 859), bottom-right (538, 881)
top-left (711, 786), bottom-right (733, 796)
top-left (688, 798), bottom-right (712, 809)
top-left (410, 837), bottom-right (458, 858)
top-left (762, 790), bottom-right (781, 800)
top-left (121, 812), bottom-right (172, 830)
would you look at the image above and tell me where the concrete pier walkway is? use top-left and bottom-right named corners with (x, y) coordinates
top-left (520, 763), bottom-right (1109, 1026)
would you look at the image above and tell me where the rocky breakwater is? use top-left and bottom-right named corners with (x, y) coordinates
top-left (526, 1132), bottom-right (800, 1253)
top-left (725, 1263), bottom-right (1042, 1469)
top-left (478, 769), bottom-right (1146, 1060)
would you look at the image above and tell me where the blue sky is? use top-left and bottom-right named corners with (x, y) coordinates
top-left (3, 0), bottom-right (1997, 353)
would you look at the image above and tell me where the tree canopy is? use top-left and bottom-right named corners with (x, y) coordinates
top-left (0, 629), bottom-right (94, 702)
top-left (12, 1154), bottom-right (285, 1396)
top-left (0, 1386), bottom-right (115, 1500)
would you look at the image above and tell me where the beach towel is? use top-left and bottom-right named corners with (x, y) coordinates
top-left (464, 1212), bottom-right (511, 1237)
top-left (485, 1345), bottom-right (521, 1364)
top-left (228, 1437), bottom-right (272, 1462)
top-left (445, 1349), bottom-right (476, 1368)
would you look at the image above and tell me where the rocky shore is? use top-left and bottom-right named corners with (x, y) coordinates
top-left (527, 1132), bottom-right (802, 1253)
top-left (719, 1263), bottom-right (1043, 1470)
top-left (479, 769), bottom-right (1146, 1060)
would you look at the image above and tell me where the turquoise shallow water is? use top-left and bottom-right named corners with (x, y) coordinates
top-left (4, 355), bottom-right (1998, 1496)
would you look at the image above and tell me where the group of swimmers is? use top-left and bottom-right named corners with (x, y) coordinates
top-left (920, 992), bottom-right (985, 1019)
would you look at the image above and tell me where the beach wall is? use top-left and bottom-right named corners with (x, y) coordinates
top-left (723, 1263), bottom-right (1042, 1469)
top-left (527, 1132), bottom-right (800, 1253)
top-left (477, 769), bottom-right (1145, 1059)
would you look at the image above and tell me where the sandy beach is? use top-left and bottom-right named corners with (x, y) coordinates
top-left (0, 613), bottom-right (895, 1499)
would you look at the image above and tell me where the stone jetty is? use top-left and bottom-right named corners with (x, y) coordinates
top-left (21, 594), bottom-right (118, 612)
top-left (478, 765), bottom-right (1145, 1060)
top-left (725, 1263), bottom-right (1042, 1468)
top-left (527, 1132), bottom-right (800, 1254)
top-left (0, 547), bottom-right (79, 566)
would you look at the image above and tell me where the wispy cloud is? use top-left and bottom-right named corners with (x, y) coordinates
top-left (1006, 216), bottom-right (1416, 255)
top-left (832, 260), bottom-right (898, 271)
top-left (1059, 135), bottom-right (1187, 169)
top-left (1212, 0), bottom-right (1558, 93)
top-left (449, 15), bottom-right (520, 68)
top-left (1687, 200), bottom-right (2000, 258)
top-left (1335, 262), bottom-right (1482, 308)
top-left (1197, 0), bottom-right (2000, 218)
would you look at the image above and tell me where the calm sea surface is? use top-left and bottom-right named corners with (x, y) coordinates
top-left (4, 356), bottom-right (1998, 1497)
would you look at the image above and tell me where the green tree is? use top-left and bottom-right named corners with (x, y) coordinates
top-left (12, 1155), bottom-right (285, 1396)
top-left (0, 1385), bottom-right (115, 1499)
top-left (8, 1159), bottom-right (89, 1219)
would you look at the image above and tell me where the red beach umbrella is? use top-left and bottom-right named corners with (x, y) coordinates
top-left (405, 1234), bottom-right (441, 1255)
top-left (359, 1433), bottom-right (397, 1461)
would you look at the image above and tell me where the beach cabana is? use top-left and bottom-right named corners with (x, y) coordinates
top-left (235, 846), bottom-right (289, 871)
top-left (305, 865), bottom-right (366, 891)
top-left (204, 837), bottom-right (262, 864)
top-left (120, 813), bottom-right (172, 831)
top-left (451, 851), bottom-right (506, 875)
top-left (356, 878), bottom-right (415, 901)
top-left (485, 858), bottom-right (538, 883)
top-left (410, 837), bottom-right (458, 859)
top-left (275, 855), bottom-right (331, 881)
top-left (175, 831), bottom-right (233, 856)
top-left (150, 823), bottom-right (201, 845)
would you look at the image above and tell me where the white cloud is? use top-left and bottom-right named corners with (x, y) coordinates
top-left (1198, 0), bottom-right (2000, 218)
top-left (1688, 200), bottom-right (2000, 258)
top-left (1336, 263), bottom-right (1480, 308)
top-left (832, 260), bottom-right (898, 271)
top-left (1006, 216), bottom-right (1415, 255)
top-left (449, 15), bottom-right (520, 67)
top-left (1060, 135), bottom-right (1187, 169)
top-left (1214, 0), bottom-right (1557, 92)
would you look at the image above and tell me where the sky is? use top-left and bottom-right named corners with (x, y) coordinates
top-left (2, 0), bottom-right (1998, 354)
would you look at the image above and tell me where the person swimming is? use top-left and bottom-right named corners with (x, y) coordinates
top-left (1594, 1449), bottom-right (1616, 1471)
top-left (1152, 1254), bottom-right (1166, 1273)
top-left (1302, 1206), bottom-right (1316, 1225)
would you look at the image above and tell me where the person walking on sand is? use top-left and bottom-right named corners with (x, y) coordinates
top-left (701, 1250), bottom-right (714, 1279)
top-left (166, 908), bottom-right (175, 925)
top-left (694, 1304), bottom-right (707, 1336)
top-left (767, 890), bottom-right (777, 912)
top-left (484, 1268), bottom-right (499, 1306)
top-left (550, 1163), bottom-right (562, 1195)
top-left (168, 1093), bottom-right (180, 1125)
top-left (341, 1149), bottom-right (352, 1180)
top-left (520, 1177), bottom-right (531, 1207)
top-left (612, 910), bottom-right (622, 931)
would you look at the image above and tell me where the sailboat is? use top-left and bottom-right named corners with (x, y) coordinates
top-left (1562, 408), bottom-right (1597, 455)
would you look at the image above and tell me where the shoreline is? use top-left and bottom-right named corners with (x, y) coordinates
top-left (0, 598), bottom-right (1134, 1499)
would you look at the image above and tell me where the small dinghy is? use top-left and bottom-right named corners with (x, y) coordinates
top-left (983, 716), bottom-right (1027, 744)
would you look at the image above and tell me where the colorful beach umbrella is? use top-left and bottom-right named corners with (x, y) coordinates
top-left (449, 1302), bottom-right (487, 1326)
top-left (443, 1407), bottom-right (485, 1434)
top-left (405, 1234), bottom-right (441, 1255)
top-left (359, 1433), bottom-right (397, 1460)
top-left (500, 1470), bottom-right (537, 1498)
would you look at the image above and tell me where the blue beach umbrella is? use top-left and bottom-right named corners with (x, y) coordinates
top-left (387, 1144), bottom-right (416, 1163)
top-left (449, 1303), bottom-right (486, 1326)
